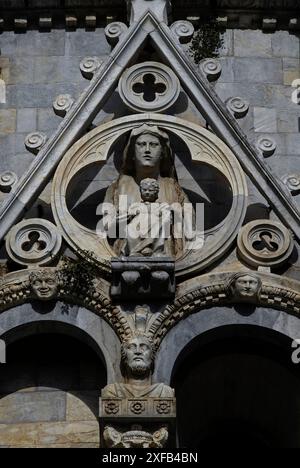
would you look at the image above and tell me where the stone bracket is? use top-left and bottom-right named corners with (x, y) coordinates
top-left (111, 257), bottom-right (176, 301)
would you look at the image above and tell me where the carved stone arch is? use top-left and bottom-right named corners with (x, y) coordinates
top-left (0, 302), bottom-right (122, 383)
top-left (51, 113), bottom-right (248, 278)
top-left (149, 270), bottom-right (300, 348)
top-left (0, 268), bottom-right (131, 344)
top-left (153, 306), bottom-right (300, 385)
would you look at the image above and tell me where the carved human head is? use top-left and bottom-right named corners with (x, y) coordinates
top-left (140, 178), bottom-right (160, 202)
top-left (121, 334), bottom-right (155, 378)
top-left (230, 273), bottom-right (262, 300)
top-left (122, 124), bottom-right (175, 178)
top-left (29, 269), bottom-right (59, 301)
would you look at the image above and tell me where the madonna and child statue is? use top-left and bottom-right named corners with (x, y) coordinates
top-left (102, 124), bottom-right (195, 259)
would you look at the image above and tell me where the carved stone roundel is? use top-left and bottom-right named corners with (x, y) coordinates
top-left (237, 220), bottom-right (294, 268)
top-left (6, 219), bottom-right (62, 266)
top-left (118, 62), bottom-right (180, 113)
top-left (51, 114), bottom-right (248, 278)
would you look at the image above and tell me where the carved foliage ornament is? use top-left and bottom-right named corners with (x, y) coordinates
top-left (237, 220), bottom-right (294, 268)
top-left (119, 62), bottom-right (180, 113)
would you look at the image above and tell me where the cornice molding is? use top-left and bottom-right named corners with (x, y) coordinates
top-left (1, 0), bottom-right (300, 31)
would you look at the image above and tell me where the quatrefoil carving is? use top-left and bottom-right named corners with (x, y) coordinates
top-left (119, 62), bottom-right (180, 113)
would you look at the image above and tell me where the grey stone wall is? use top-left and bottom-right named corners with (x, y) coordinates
top-left (0, 28), bottom-right (110, 180)
top-left (215, 29), bottom-right (300, 206)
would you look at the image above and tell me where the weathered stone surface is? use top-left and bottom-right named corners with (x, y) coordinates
top-left (66, 391), bottom-right (99, 421)
top-left (234, 30), bottom-right (272, 58)
top-left (0, 421), bottom-right (99, 447)
top-left (254, 107), bottom-right (277, 133)
top-left (65, 30), bottom-right (110, 56)
top-left (0, 31), bottom-right (65, 57)
top-left (278, 111), bottom-right (300, 133)
top-left (7, 57), bottom-right (35, 85)
top-left (34, 56), bottom-right (84, 84)
top-left (17, 108), bottom-right (37, 133)
top-left (37, 108), bottom-right (62, 132)
top-left (6, 83), bottom-right (85, 109)
top-left (0, 109), bottom-right (16, 135)
top-left (272, 31), bottom-right (299, 58)
top-left (0, 391), bottom-right (66, 424)
top-left (286, 134), bottom-right (300, 155)
top-left (284, 70), bottom-right (300, 86)
top-left (233, 58), bottom-right (283, 84)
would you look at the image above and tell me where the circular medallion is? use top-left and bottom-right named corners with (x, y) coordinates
top-left (6, 219), bottom-right (62, 266)
top-left (118, 62), bottom-right (180, 113)
top-left (51, 114), bottom-right (248, 278)
top-left (237, 220), bottom-right (294, 268)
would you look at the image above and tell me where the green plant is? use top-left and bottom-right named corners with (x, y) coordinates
top-left (61, 250), bottom-right (98, 295)
top-left (189, 18), bottom-right (224, 64)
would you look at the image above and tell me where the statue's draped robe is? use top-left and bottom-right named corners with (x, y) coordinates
top-left (104, 174), bottom-right (189, 257)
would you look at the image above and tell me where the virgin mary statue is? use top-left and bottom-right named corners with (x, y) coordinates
top-left (104, 124), bottom-right (192, 258)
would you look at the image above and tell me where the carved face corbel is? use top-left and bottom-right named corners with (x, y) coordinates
top-left (29, 269), bottom-right (59, 301)
top-left (229, 273), bottom-right (262, 301)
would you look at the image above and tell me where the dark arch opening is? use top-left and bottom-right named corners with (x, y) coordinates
top-left (171, 325), bottom-right (300, 448)
top-left (0, 324), bottom-right (107, 448)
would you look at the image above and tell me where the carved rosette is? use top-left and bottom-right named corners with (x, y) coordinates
top-left (105, 22), bottom-right (128, 46)
top-left (256, 136), bottom-right (277, 157)
top-left (118, 62), bottom-right (180, 113)
top-left (282, 174), bottom-right (300, 194)
top-left (0, 171), bottom-right (18, 193)
top-left (200, 58), bottom-right (222, 82)
top-left (80, 57), bottom-right (103, 80)
top-left (237, 220), bottom-right (294, 268)
top-left (53, 94), bottom-right (74, 117)
top-left (226, 97), bottom-right (250, 118)
top-left (5, 219), bottom-right (62, 266)
top-left (170, 20), bottom-right (194, 44)
top-left (25, 132), bottom-right (48, 155)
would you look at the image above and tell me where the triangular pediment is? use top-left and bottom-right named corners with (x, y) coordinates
top-left (0, 9), bottom-right (299, 270)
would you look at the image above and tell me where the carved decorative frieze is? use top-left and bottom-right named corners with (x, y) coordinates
top-left (105, 22), bottom-right (128, 46)
top-left (53, 94), bottom-right (74, 117)
top-left (0, 171), bottom-right (18, 193)
top-left (25, 132), bottom-right (48, 155)
top-left (226, 97), bottom-right (250, 119)
top-left (237, 220), bottom-right (294, 268)
top-left (170, 20), bottom-right (194, 44)
top-left (103, 425), bottom-right (169, 448)
top-left (5, 219), bottom-right (62, 267)
top-left (118, 62), bottom-right (180, 113)
top-left (80, 57), bottom-right (103, 80)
